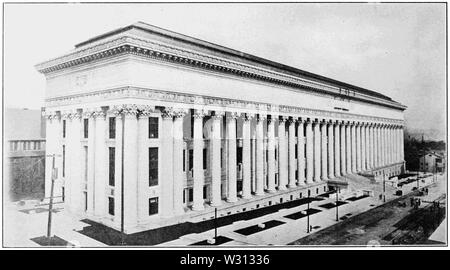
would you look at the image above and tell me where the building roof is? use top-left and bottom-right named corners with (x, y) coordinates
top-left (37, 22), bottom-right (407, 111)
top-left (76, 22), bottom-right (401, 105)
top-left (4, 108), bottom-right (45, 140)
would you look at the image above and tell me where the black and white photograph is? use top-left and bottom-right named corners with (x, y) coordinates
top-left (1, 1), bottom-right (447, 250)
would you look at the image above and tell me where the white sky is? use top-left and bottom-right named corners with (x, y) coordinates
top-left (3, 2), bottom-right (446, 140)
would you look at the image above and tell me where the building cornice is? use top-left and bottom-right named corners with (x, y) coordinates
top-left (44, 86), bottom-right (405, 126)
top-left (36, 34), bottom-right (407, 111)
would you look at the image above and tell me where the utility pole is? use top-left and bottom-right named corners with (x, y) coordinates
top-left (46, 154), bottom-right (58, 245)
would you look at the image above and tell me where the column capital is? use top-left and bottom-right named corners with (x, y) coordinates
top-left (287, 117), bottom-right (296, 125)
top-left (92, 109), bottom-right (106, 119)
top-left (243, 113), bottom-right (255, 122)
top-left (122, 104), bottom-right (139, 118)
top-left (61, 110), bottom-right (71, 120)
top-left (212, 110), bottom-right (225, 120)
top-left (137, 105), bottom-right (156, 118)
top-left (278, 115), bottom-right (289, 123)
top-left (82, 109), bottom-right (95, 119)
top-left (173, 108), bottom-right (188, 119)
top-left (257, 113), bottom-right (267, 122)
top-left (61, 110), bottom-right (81, 121)
top-left (228, 111), bottom-right (240, 119)
top-left (193, 109), bottom-right (208, 119)
top-left (107, 105), bottom-right (122, 117)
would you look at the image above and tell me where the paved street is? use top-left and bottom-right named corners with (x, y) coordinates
top-left (3, 173), bottom-right (445, 247)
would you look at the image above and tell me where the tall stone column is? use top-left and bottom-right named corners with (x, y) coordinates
top-left (346, 122), bottom-right (352, 174)
top-left (305, 119), bottom-right (314, 184)
top-left (383, 125), bottom-right (388, 166)
top-left (297, 119), bottom-right (306, 185)
top-left (334, 121), bottom-right (341, 177)
top-left (112, 107), bottom-right (123, 228)
top-left (379, 124), bottom-right (384, 166)
top-left (351, 122), bottom-right (357, 173)
top-left (137, 107), bottom-right (150, 220)
top-left (368, 124), bottom-right (373, 169)
top-left (327, 121), bottom-right (334, 179)
top-left (361, 123), bottom-right (366, 171)
top-left (172, 109), bottom-right (187, 215)
top-left (396, 126), bottom-right (401, 162)
top-left (313, 119), bottom-right (321, 182)
top-left (211, 111), bottom-right (224, 206)
top-left (255, 114), bottom-right (265, 195)
top-left (400, 126), bottom-right (404, 161)
top-left (93, 109), bottom-right (107, 217)
top-left (288, 118), bottom-right (297, 188)
top-left (192, 109), bottom-right (206, 211)
top-left (85, 110), bottom-right (96, 215)
top-left (391, 126), bottom-right (395, 164)
top-left (66, 110), bottom-right (82, 214)
top-left (320, 120), bottom-right (328, 180)
top-left (356, 123), bottom-right (361, 172)
top-left (251, 133), bottom-right (256, 193)
top-left (227, 112), bottom-right (238, 202)
top-left (242, 114), bottom-right (253, 199)
top-left (267, 115), bottom-right (276, 192)
top-left (394, 126), bottom-right (399, 163)
top-left (278, 116), bottom-right (288, 189)
top-left (386, 125), bottom-right (390, 165)
top-left (122, 105), bottom-right (139, 229)
top-left (373, 124), bottom-right (378, 168)
top-left (340, 121), bottom-right (346, 175)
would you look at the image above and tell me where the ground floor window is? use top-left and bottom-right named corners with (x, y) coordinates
top-left (108, 197), bottom-right (114, 216)
top-left (188, 188), bottom-right (193, 202)
top-left (149, 197), bottom-right (159, 216)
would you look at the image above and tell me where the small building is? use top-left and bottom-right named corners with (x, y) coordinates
top-left (419, 152), bottom-right (445, 173)
top-left (4, 108), bottom-right (46, 201)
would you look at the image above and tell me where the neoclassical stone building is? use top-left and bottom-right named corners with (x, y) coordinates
top-left (36, 22), bottom-right (406, 233)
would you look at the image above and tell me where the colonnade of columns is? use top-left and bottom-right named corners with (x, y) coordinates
top-left (45, 105), bottom-right (405, 228)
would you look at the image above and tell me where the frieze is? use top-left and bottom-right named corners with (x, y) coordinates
top-left (44, 86), bottom-right (405, 126)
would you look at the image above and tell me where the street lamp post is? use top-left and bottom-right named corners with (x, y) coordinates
top-left (214, 208), bottom-right (218, 240)
top-left (383, 174), bottom-right (386, 203)
top-left (335, 187), bottom-right (339, 221)
top-left (307, 193), bottom-right (310, 233)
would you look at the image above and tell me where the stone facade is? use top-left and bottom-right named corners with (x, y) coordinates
top-left (36, 22), bottom-right (406, 233)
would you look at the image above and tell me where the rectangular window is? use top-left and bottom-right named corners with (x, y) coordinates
top-left (295, 144), bottom-right (298, 159)
top-left (183, 150), bottom-right (186, 172)
top-left (148, 117), bottom-right (159, 138)
top-left (203, 185), bottom-right (207, 199)
top-left (189, 149), bottom-right (194, 171)
top-left (149, 147), bottom-right (158, 186)
top-left (109, 147), bottom-right (115, 186)
top-left (149, 197), bottom-right (159, 215)
top-left (203, 148), bottom-right (207, 170)
top-left (63, 120), bottom-right (66, 138)
top-left (62, 145), bottom-right (65, 177)
top-left (188, 188), bottom-right (193, 202)
top-left (83, 118), bottom-right (89, 138)
top-left (108, 197), bottom-right (114, 216)
top-left (109, 117), bottom-right (116, 139)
